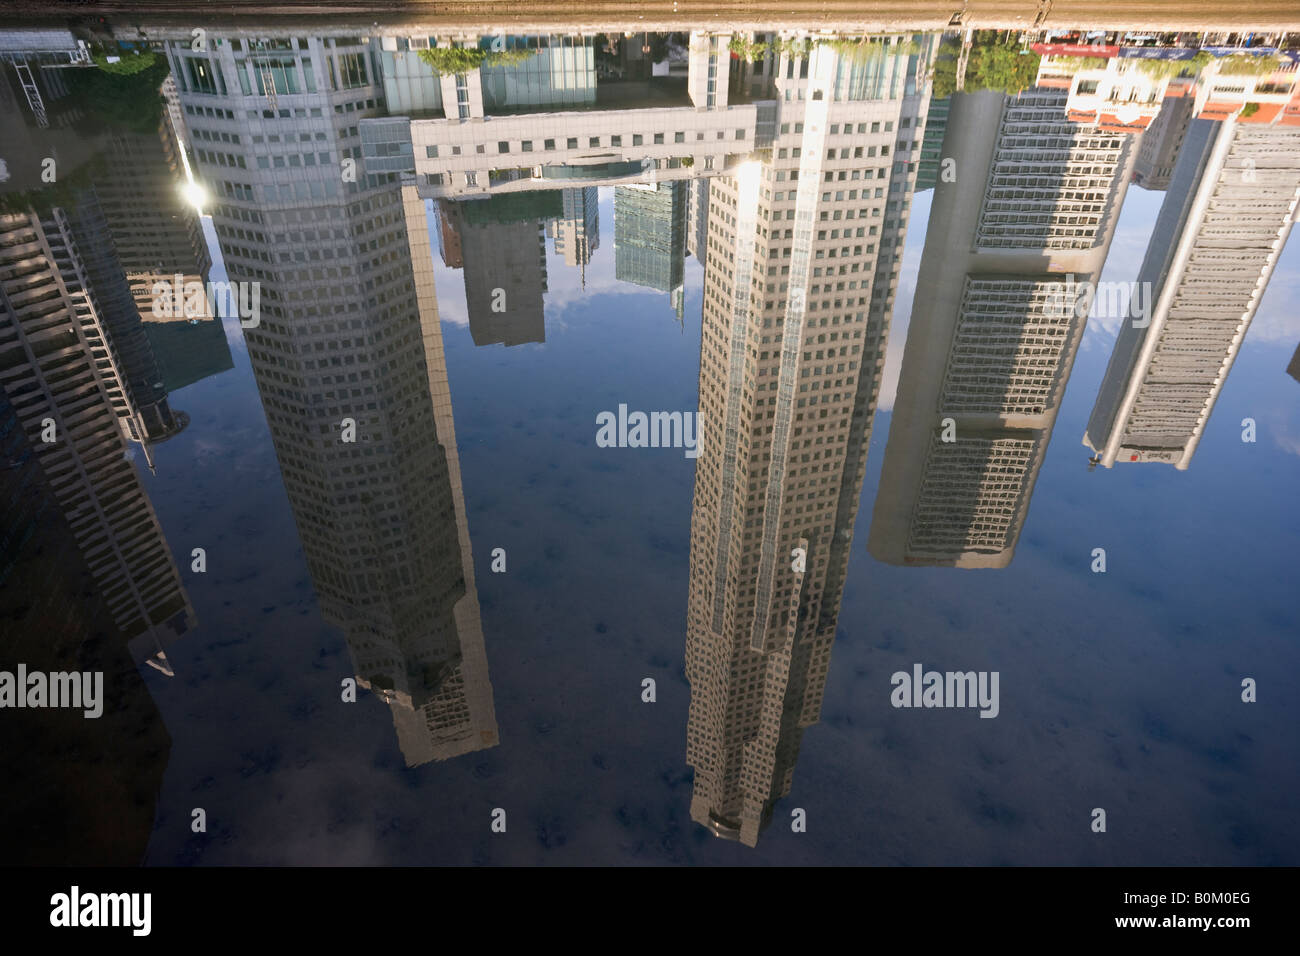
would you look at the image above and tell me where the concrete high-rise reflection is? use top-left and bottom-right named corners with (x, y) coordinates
top-left (441, 194), bottom-right (552, 347)
top-left (0, 390), bottom-right (173, 864)
top-left (685, 34), bottom-right (933, 846)
top-left (1085, 118), bottom-right (1300, 469)
top-left (0, 192), bottom-right (196, 668)
top-left (870, 88), bottom-right (1136, 568)
top-left (158, 30), bottom-right (498, 765)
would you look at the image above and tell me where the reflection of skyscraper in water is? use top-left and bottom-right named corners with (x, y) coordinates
top-left (686, 35), bottom-right (933, 846)
top-left (548, 186), bottom-right (600, 276)
top-left (392, 186), bottom-right (499, 762)
top-left (90, 109), bottom-right (227, 394)
top-left (0, 389), bottom-right (173, 864)
top-left (140, 313), bottom-right (234, 394)
top-left (913, 95), bottom-right (950, 191)
top-left (1133, 83), bottom-right (1196, 191)
top-left (0, 203), bottom-right (196, 670)
top-left (1, 78), bottom-right (191, 471)
top-left (440, 193), bottom-right (551, 347)
top-left (686, 176), bottom-right (710, 263)
top-left (0, 50), bottom-right (208, 460)
top-left (61, 188), bottom-right (187, 467)
top-left (362, 27), bottom-right (774, 343)
top-left (0, 32), bottom-right (191, 839)
top-left (1085, 118), bottom-right (1300, 469)
top-left (161, 33), bottom-right (496, 764)
top-left (870, 89), bottom-right (1135, 568)
top-left (615, 180), bottom-right (686, 321)
top-left (93, 116), bottom-right (211, 318)
top-left (429, 199), bottom-right (463, 269)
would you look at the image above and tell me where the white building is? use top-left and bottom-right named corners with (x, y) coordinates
top-left (1084, 118), bottom-right (1300, 469)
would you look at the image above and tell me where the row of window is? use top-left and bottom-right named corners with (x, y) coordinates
top-left (486, 128), bottom-right (748, 155)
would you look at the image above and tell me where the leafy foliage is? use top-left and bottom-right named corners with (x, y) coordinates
top-left (1133, 52), bottom-right (1212, 80)
top-left (418, 46), bottom-right (536, 76)
top-left (728, 33), bottom-right (922, 65)
top-left (967, 33), bottom-right (1040, 95)
top-left (92, 49), bottom-right (158, 75)
top-left (66, 56), bottom-right (170, 133)
top-left (931, 36), bottom-right (961, 98)
top-left (824, 37), bottom-right (922, 62)
top-left (1216, 54), bottom-right (1283, 76)
top-left (727, 35), bottom-right (769, 63)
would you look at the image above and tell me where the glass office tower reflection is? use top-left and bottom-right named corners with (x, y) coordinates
top-left (92, 105), bottom-right (228, 393)
top-left (614, 181), bottom-right (687, 321)
top-left (685, 35), bottom-right (933, 846)
top-left (548, 186), bottom-right (599, 276)
top-left (159, 31), bottom-right (498, 765)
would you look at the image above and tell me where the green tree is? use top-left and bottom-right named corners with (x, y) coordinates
top-left (727, 35), bottom-right (769, 64)
top-left (1134, 51), bottom-right (1212, 81)
top-left (92, 49), bottom-right (158, 75)
top-left (931, 36), bottom-right (960, 98)
top-left (968, 35), bottom-right (1040, 95)
top-left (418, 45), bottom-right (536, 76)
top-left (1216, 54), bottom-right (1283, 76)
top-left (824, 37), bottom-right (922, 63)
top-left (66, 56), bottom-right (170, 133)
